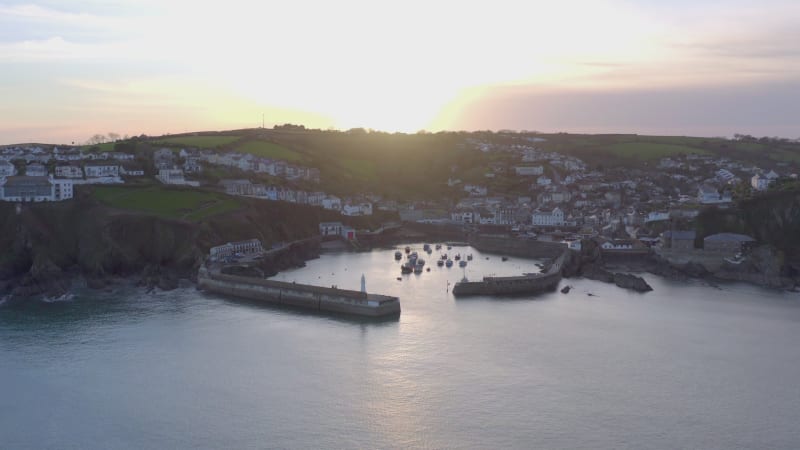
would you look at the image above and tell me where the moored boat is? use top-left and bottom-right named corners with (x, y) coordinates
top-left (437, 259), bottom-right (444, 267)
top-left (394, 251), bottom-right (402, 260)
top-left (446, 259), bottom-right (453, 268)
top-left (459, 260), bottom-right (467, 267)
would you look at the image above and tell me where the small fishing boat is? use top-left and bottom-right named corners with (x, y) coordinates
top-left (437, 260), bottom-right (444, 267)
top-left (459, 260), bottom-right (467, 267)
top-left (446, 259), bottom-right (453, 268)
top-left (394, 251), bottom-right (402, 260)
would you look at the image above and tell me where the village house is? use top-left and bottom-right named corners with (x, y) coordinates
top-left (85, 164), bottom-right (120, 178)
top-left (599, 238), bottom-right (647, 252)
top-left (105, 152), bottom-right (135, 161)
top-left (55, 165), bottom-right (83, 179)
top-left (120, 163), bottom-right (145, 176)
top-left (697, 185), bottom-right (731, 204)
top-left (751, 174), bottom-right (771, 191)
top-left (153, 148), bottom-right (175, 170)
top-left (307, 191), bottom-right (326, 206)
top-left (209, 239), bottom-right (264, 261)
top-left (0, 175), bottom-right (73, 202)
top-left (26, 163), bottom-right (47, 177)
top-left (220, 179), bottom-right (253, 196)
top-left (183, 157), bottom-right (203, 174)
top-left (319, 222), bottom-right (343, 236)
top-left (156, 168), bottom-right (186, 185)
top-left (341, 202), bottom-right (373, 216)
top-left (536, 176), bottom-right (552, 186)
top-left (322, 196), bottom-right (342, 210)
top-left (532, 207), bottom-right (565, 226)
top-left (0, 160), bottom-right (17, 177)
top-left (515, 166), bottom-right (544, 176)
top-left (451, 210), bottom-right (476, 224)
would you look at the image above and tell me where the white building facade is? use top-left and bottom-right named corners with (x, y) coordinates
top-left (531, 207), bottom-right (565, 226)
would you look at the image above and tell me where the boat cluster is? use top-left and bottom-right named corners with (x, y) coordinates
top-left (397, 244), bottom-right (473, 274)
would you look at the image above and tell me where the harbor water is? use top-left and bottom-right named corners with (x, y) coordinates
top-left (2, 245), bottom-right (800, 449)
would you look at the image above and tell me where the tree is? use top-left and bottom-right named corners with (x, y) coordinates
top-left (86, 134), bottom-right (107, 145)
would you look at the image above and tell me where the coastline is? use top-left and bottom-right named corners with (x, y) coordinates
top-left (3, 228), bottom-right (798, 305)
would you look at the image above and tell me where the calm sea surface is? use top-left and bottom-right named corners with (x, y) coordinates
top-left (2, 245), bottom-right (800, 449)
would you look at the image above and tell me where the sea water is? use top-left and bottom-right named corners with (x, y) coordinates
top-left (2, 245), bottom-right (799, 449)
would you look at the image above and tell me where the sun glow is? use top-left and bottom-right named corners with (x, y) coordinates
top-left (2, 0), bottom-right (799, 142)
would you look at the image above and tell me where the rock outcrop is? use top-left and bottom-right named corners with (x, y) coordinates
top-left (0, 193), bottom-right (330, 301)
top-left (613, 273), bottom-right (653, 292)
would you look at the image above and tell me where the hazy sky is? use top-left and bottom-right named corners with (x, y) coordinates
top-left (1, 0), bottom-right (799, 144)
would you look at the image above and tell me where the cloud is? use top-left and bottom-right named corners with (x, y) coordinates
top-left (434, 80), bottom-right (800, 138)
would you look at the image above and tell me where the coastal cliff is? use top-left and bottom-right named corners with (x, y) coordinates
top-left (0, 193), bottom-right (328, 301)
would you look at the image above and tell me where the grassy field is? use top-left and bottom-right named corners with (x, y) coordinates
top-left (234, 140), bottom-right (304, 161)
top-left (93, 186), bottom-right (241, 220)
top-left (341, 159), bottom-right (378, 182)
top-left (83, 142), bottom-right (117, 153)
top-left (600, 142), bottom-right (711, 160)
top-left (155, 136), bottom-right (240, 148)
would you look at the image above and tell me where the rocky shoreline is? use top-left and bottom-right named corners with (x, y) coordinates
top-left (2, 225), bottom-right (797, 304)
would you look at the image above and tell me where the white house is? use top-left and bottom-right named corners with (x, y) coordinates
top-left (600, 239), bottom-right (635, 250)
top-left (531, 207), bottom-right (565, 226)
top-left (157, 168), bottom-right (186, 185)
top-left (342, 202), bottom-right (373, 216)
top-left (319, 222), bottom-right (343, 236)
top-left (52, 178), bottom-right (74, 200)
top-left (515, 166), bottom-right (544, 176)
top-left (0, 175), bottom-right (72, 202)
top-left (183, 157), bottom-right (203, 174)
top-left (55, 165), bottom-right (83, 178)
top-left (85, 164), bottom-right (119, 178)
top-left (257, 160), bottom-right (275, 174)
top-left (322, 196), bottom-right (342, 210)
top-left (0, 160), bottom-right (17, 177)
top-left (751, 174), bottom-right (771, 191)
top-left (209, 239), bottom-right (264, 260)
top-left (451, 210), bottom-right (475, 224)
top-left (26, 163), bottom-right (47, 177)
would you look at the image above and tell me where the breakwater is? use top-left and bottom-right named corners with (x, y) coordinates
top-left (452, 251), bottom-right (566, 297)
top-left (198, 267), bottom-right (401, 317)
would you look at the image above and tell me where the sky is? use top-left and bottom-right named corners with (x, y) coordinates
top-left (1, 0), bottom-right (799, 144)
